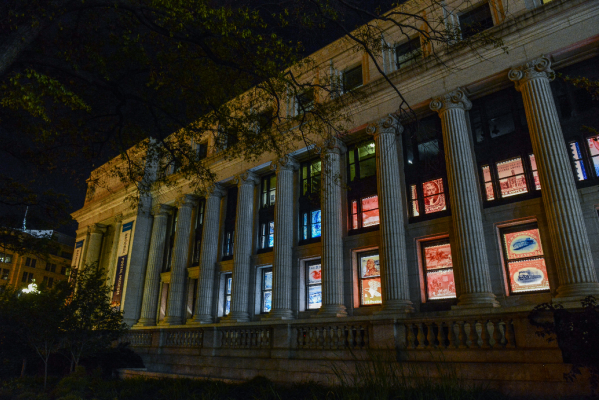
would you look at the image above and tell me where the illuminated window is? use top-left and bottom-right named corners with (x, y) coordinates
top-left (223, 273), bottom-right (232, 316)
top-left (0, 253), bottom-right (12, 264)
top-left (261, 268), bottom-right (273, 313)
top-left (350, 195), bottom-right (380, 230)
top-left (348, 140), bottom-right (378, 231)
top-left (358, 251), bottom-right (382, 306)
top-left (343, 64), bottom-right (363, 93)
top-left (261, 174), bottom-right (276, 208)
top-left (529, 154), bottom-right (541, 190)
top-left (306, 260), bottom-right (322, 310)
top-left (481, 155), bottom-right (539, 201)
top-left (222, 187), bottom-right (237, 259)
top-left (459, 3), bottom-right (494, 39)
top-left (192, 199), bottom-right (206, 265)
top-left (259, 174), bottom-right (276, 251)
top-left (396, 37), bottom-right (422, 69)
top-left (299, 159), bottom-right (322, 243)
top-left (422, 240), bottom-right (456, 301)
top-left (500, 224), bottom-right (550, 294)
top-left (1, 269), bottom-right (9, 280)
top-left (422, 178), bottom-right (447, 214)
top-left (348, 140), bottom-right (376, 182)
top-left (260, 221), bottom-right (275, 249)
top-left (481, 165), bottom-right (495, 200)
top-left (497, 157), bottom-right (528, 198)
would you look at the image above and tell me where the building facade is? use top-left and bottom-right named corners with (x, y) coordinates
top-left (72, 0), bottom-right (599, 395)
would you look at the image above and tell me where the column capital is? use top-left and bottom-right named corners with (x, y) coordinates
top-left (176, 194), bottom-right (199, 209)
top-left (316, 137), bottom-right (347, 156)
top-left (113, 213), bottom-right (124, 223)
top-left (203, 183), bottom-right (226, 199)
top-left (152, 204), bottom-right (174, 217)
top-left (88, 223), bottom-right (107, 235)
top-left (508, 56), bottom-right (555, 91)
top-left (366, 114), bottom-right (404, 137)
top-left (234, 170), bottom-right (260, 187)
top-left (430, 88), bottom-right (472, 114)
top-left (270, 155), bottom-right (299, 173)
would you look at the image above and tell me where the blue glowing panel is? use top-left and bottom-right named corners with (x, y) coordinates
top-left (311, 210), bottom-right (321, 238)
top-left (263, 292), bottom-right (272, 313)
top-left (308, 285), bottom-right (322, 309)
top-left (263, 271), bottom-right (273, 290)
top-left (226, 277), bottom-right (232, 295)
top-left (570, 142), bottom-right (588, 181)
top-left (268, 222), bottom-right (274, 247)
top-left (225, 295), bottom-right (231, 315)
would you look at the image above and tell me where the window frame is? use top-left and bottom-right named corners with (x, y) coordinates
top-left (395, 37), bottom-right (423, 70)
top-left (222, 187), bottom-right (238, 260)
top-left (420, 238), bottom-right (457, 302)
top-left (299, 158), bottom-right (322, 244)
top-left (222, 273), bottom-right (233, 317)
top-left (305, 259), bottom-right (322, 311)
top-left (260, 267), bottom-right (273, 314)
top-left (357, 250), bottom-right (382, 307)
top-left (347, 140), bottom-right (379, 234)
top-left (458, 2), bottom-right (494, 39)
top-left (343, 64), bottom-right (363, 93)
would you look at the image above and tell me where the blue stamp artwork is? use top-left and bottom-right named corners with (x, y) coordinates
top-left (516, 269), bottom-right (543, 285)
top-left (511, 237), bottom-right (536, 252)
top-left (264, 271), bottom-right (273, 290)
top-left (308, 285), bottom-right (322, 309)
top-left (263, 292), bottom-right (272, 313)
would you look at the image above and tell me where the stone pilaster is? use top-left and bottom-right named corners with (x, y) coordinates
top-left (366, 116), bottom-right (413, 313)
top-left (430, 88), bottom-right (499, 309)
top-left (193, 184), bottom-right (226, 323)
top-left (509, 57), bottom-right (599, 301)
top-left (85, 223), bottom-right (106, 267)
top-left (268, 156), bottom-right (299, 319)
top-left (162, 194), bottom-right (198, 325)
top-left (227, 172), bottom-right (259, 322)
top-left (317, 138), bottom-right (348, 317)
top-left (135, 204), bottom-right (173, 327)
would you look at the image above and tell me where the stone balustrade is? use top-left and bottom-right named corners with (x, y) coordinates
top-left (220, 328), bottom-right (271, 349)
top-left (403, 317), bottom-right (516, 350)
top-left (121, 331), bottom-right (153, 347)
top-left (165, 330), bottom-right (203, 347)
top-left (296, 323), bottom-right (369, 350)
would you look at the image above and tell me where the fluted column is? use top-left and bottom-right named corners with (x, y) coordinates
top-left (135, 204), bottom-right (173, 327)
top-left (317, 138), bottom-right (348, 317)
top-left (162, 194), bottom-right (198, 325)
top-left (366, 115), bottom-right (413, 313)
top-left (227, 172), bottom-right (259, 322)
top-left (85, 223), bottom-right (107, 267)
top-left (268, 156), bottom-right (299, 319)
top-left (192, 184), bottom-right (226, 323)
top-left (509, 57), bottom-right (599, 301)
top-left (431, 88), bottom-right (499, 309)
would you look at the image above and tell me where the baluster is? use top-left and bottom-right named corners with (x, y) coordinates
top-left (457, 321), bottom-right (468, 349)
top-left (492, 319), bottom-right (503, 348)
top-left (425, 322), bottom-right (436, 349)
top-left (505, 320), bottom-right (516, 348)
top-left (416, 323), bottom-right (426, 349)
top-left (331, 326), bottom-right (339, 349)
top-left (468, 321), bottom-right (480, 349)
top-left (359, 326), bottom-right (366, 348)
top-left (480, 320), bottom-right (491, 349)
top-left (300, 328), bottom-right (306, 348)
top-left (437, 322), bottom-right (447, 349)
top-left (308, 327), bottom-right (315, 349)
top-left (349, 326), bottom-right (357, 349)
top-left (406, 324), bottom-right (416, 349)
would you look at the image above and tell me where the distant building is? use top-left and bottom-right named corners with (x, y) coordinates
top-left (0, 231), bottom-right (75, 289)
top-left (72, 0), bottom-right (599, 396)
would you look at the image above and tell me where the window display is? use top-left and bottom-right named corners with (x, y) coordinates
top-left (359, 252), bottom-right (382, 305)
top-left (306, 260), bottom-right (322, 309)
top-left (422, 241), bottom-right (456, 300)
top-left (422, 178), bottom-right (446, 214)
top-left (262, 268), bottom-right (272, 313)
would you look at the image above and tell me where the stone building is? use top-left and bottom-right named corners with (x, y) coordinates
top-left (72, 0), bottom-right (599, 395)
top-left (0, 230), bottom-right (74, 289)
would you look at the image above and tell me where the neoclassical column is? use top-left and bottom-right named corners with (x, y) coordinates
top-left (509, 57), bottom-right (599, 301)
top-left (227, 172), bottom-right (259, 322)
top-left (366, 116), bottom-right (413, 313)
top-left (135, 204), bottom-right (173, 327)
top-left (317, 138), bottom-right (348, 317)
top-left (85, 223), bottom-right (107, 267)
top-left (430, 88), bottom-right (499, 309)
top-left (193, 184), bottom-right (226, 323)
top-left (268, 156), bottom-right (299, 319)
top-left (162, 194), bottom-right (198, 325)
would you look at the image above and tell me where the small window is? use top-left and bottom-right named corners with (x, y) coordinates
top-left (569, 141), bottom-right (589, 181)
top-left (261, 268), bottom-right (273, 313)
top-left (301, 210), bottom-right (321, 240)
top-left (222, 187), bottom-right (237, 259)
top-left (25, 258), bottom-right (36, 268)
top-left (348, 140), bottom-right (376, 182)
top-left (301, 159), bottom-right (321, 196)
top-left (163, 210), bottom-right (178, 272)
top-left (306, 260), bottom-right (322, 310)
top-left (21, 272), bottom-right (33, 283)
top-left (192, 199), bottom-right (206, 265)
top-left (42, 276), bottom-right (48, 285)
top-left (60, 266), bottom-right (67, 275)
top-left (1, 269), bottom-right (9, 280)
top-left (350, 195), bottom-right (380, 230)
top-left (296, 88), bottom-right (315, 115)
top-left (410, 178), bottom-right (447, 216)
top-left (359, 251), bottom-right (382, 306)
top-left (0, 253), bottom-right (12, 264)
top-left (459, 3), bottom-right (494, 39)
top-left (396, 37), bottom-right (422, 69)
top-left (223, 273), bottom-right (232, 316)
top-left (260, 221), bottom-right (275, 249)
top-left (223, 231), bottom-right (234, 257)
top-left (343, 64), bottom-right (363, 93)
top-left (195, 141), bottom-right (208, 160)
top-left (422, 240), bottom-right (456, 301)
top-left (497, 157), bottom-right (528, 198)
top-left (261, 174), bottom-right (276, 208)
top-left (500, 224), bottom-right (550, 294)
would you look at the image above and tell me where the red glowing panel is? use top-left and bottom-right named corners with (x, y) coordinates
top-left (424, 243), bottom-right (453, 270)
top-left (504, 229), bottom-right (543, 260)
top-left (426, 269), bottom-right (456, 300)
top-left (588, 136), bottom-right (599, 156)
top-left (529, 154), bottom-right (541, 190)
top-left (508, 258), bottom-right (550, 293)
top-left (361, 277), bottom-right (382, 305)
top-left (422, 178), bottom-right (446, 214)
top-left (361, 254), bottom-right (380, 278)
top-left (496, 157), bottom-right (528, 198)
top-left (361, 196), bottom-right (379, 227)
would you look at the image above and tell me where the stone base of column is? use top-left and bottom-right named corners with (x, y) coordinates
top-left (133, 318), bottom-right (157, 327)
top-left (123, 318), bottom-right (137, 327)
top-left (378, 300), bottom-right (414, 314)
top-left (189, 314), bottom-right (214, 324)
top-left (264, 309), bottom-right (294, 320)
top-left (453, 293), bottom-right (500, 309)
top-left (222, 312), bottom-right (250, 323)
top-left (315, 305), bottom-right (347, 318)
top-left (554, 282), bottom-right (599, 305)
top-left (159, 316), bottom-right (184, 326)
